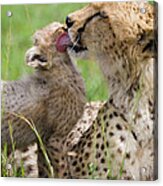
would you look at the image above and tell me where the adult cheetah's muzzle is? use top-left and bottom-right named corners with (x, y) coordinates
top-left (66, 12), bottom-right (107, 53)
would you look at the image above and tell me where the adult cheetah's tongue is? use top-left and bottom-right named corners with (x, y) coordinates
top-left (56, 32), bottom-right (71, 53)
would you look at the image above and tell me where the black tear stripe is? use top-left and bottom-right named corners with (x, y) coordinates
top-left (76, 12), bottom-right (108, 42)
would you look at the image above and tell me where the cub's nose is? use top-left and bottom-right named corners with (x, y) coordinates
top-left (66, 16), bottom-right (74, 28)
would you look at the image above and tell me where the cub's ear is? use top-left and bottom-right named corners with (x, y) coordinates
top-left (25, 46), bottom-right (49, 69)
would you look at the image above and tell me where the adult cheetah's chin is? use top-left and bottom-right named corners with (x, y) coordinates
top-left (67, 38), bottom-right (89, 59)
top-left (68, 46), bottom-right (89, 60)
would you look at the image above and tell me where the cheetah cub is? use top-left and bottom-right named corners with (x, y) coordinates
top-left (1, 22), bottom-right (86, 154)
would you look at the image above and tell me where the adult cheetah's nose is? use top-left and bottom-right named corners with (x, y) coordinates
top-left (66, 16), bottom-right (74, 28)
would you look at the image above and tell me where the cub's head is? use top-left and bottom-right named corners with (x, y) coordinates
top-left (66, 2), bottom-right (157, 65)
top-left (25, 22), bottom-right (71, 70)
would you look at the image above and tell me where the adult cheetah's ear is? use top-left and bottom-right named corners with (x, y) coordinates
top-left (137, 29), bottom-right (157, 56)
top-left (25, 46), bottom-right (50, 69)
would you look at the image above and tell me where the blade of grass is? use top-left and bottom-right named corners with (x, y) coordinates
top-left (24, 5), bottom-right (34, 33)
top-left (10, 112), bottom-right (54, 177)
top-left (4, 18), bottom-right (12, 80)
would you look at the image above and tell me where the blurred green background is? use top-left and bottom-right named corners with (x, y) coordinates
top-left (1, 3), bottom-right (108, 101)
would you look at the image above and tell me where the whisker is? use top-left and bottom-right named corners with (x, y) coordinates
top-left (70, 35), bottom-right (80, 52)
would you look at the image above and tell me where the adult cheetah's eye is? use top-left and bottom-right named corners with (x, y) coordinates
top-left (137, 33), bottom-right (146, 44)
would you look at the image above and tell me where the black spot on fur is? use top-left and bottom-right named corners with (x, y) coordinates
top-left (72, 161), bottom-right (77, 166)
top-left (120, 136), bottom-right (125, 142)
top-left (101, 144), bottom-right (105, 150)
top-left (82, 163), bottom-right (85, 168)
top-left (96, 133), bottom-right (101, 138)
top-left (117, 148), bottom-right (122, 154)
top-left (126, 153), bottom-right (130, 159)
top-left (101, 158), bottom-right (105, 164)
top-left (85, 152), bottom-right (89, 160)
top-left (120, 113), bottom-right (128, 122)
top-left (96, 143), bottom-right (99, 149)
top-left (96, 118), bottom-right (101, 125)
top-left (95, 166), bottom-right (99, 171)
top-left (87, 141), bottom-right (92, 147)
top-left (63, 172), bottom-right (68, 177)
top-left (82, 171), bottom-right (86, 176)
top-left (116, 123), bottom-right (122, 130)
top-left (103, 114), bottom-right (107, 121)
top-left (112, 32), bottom-right (116, 38)
top-left (61, 164), bottom-right (65, 169)
top-left (54, 158), bottom-right (59, 163)
top-left (75, 167), bottom-right (81, 172)
top-left (131, 130), bottom-right (138, 141)
top-left (109, 132), bottom-right (114, 136)
top-left (113, 111), bottom-right (118, 117)
top-left (109, 114), bottom-right (113, 119)
top-left (96, 152), bottom-right (101, 158)
top-left (106, 141), bottom-right (109, 147)
top-left (109, 98), bottom-right (113, 104)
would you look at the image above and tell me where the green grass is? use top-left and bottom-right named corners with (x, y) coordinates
top-left (1, 123), bottom-right (25, 177)
top-left (1, 3), bottom-right (108, 101)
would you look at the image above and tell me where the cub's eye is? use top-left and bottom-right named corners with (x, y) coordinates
top-left (100, 11), bottom-right (108, 18)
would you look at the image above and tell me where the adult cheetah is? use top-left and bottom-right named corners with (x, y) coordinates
top-left (1, 22), bottom-right (86, 175)
top-left (60, 2), bottom-right (157, 180)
